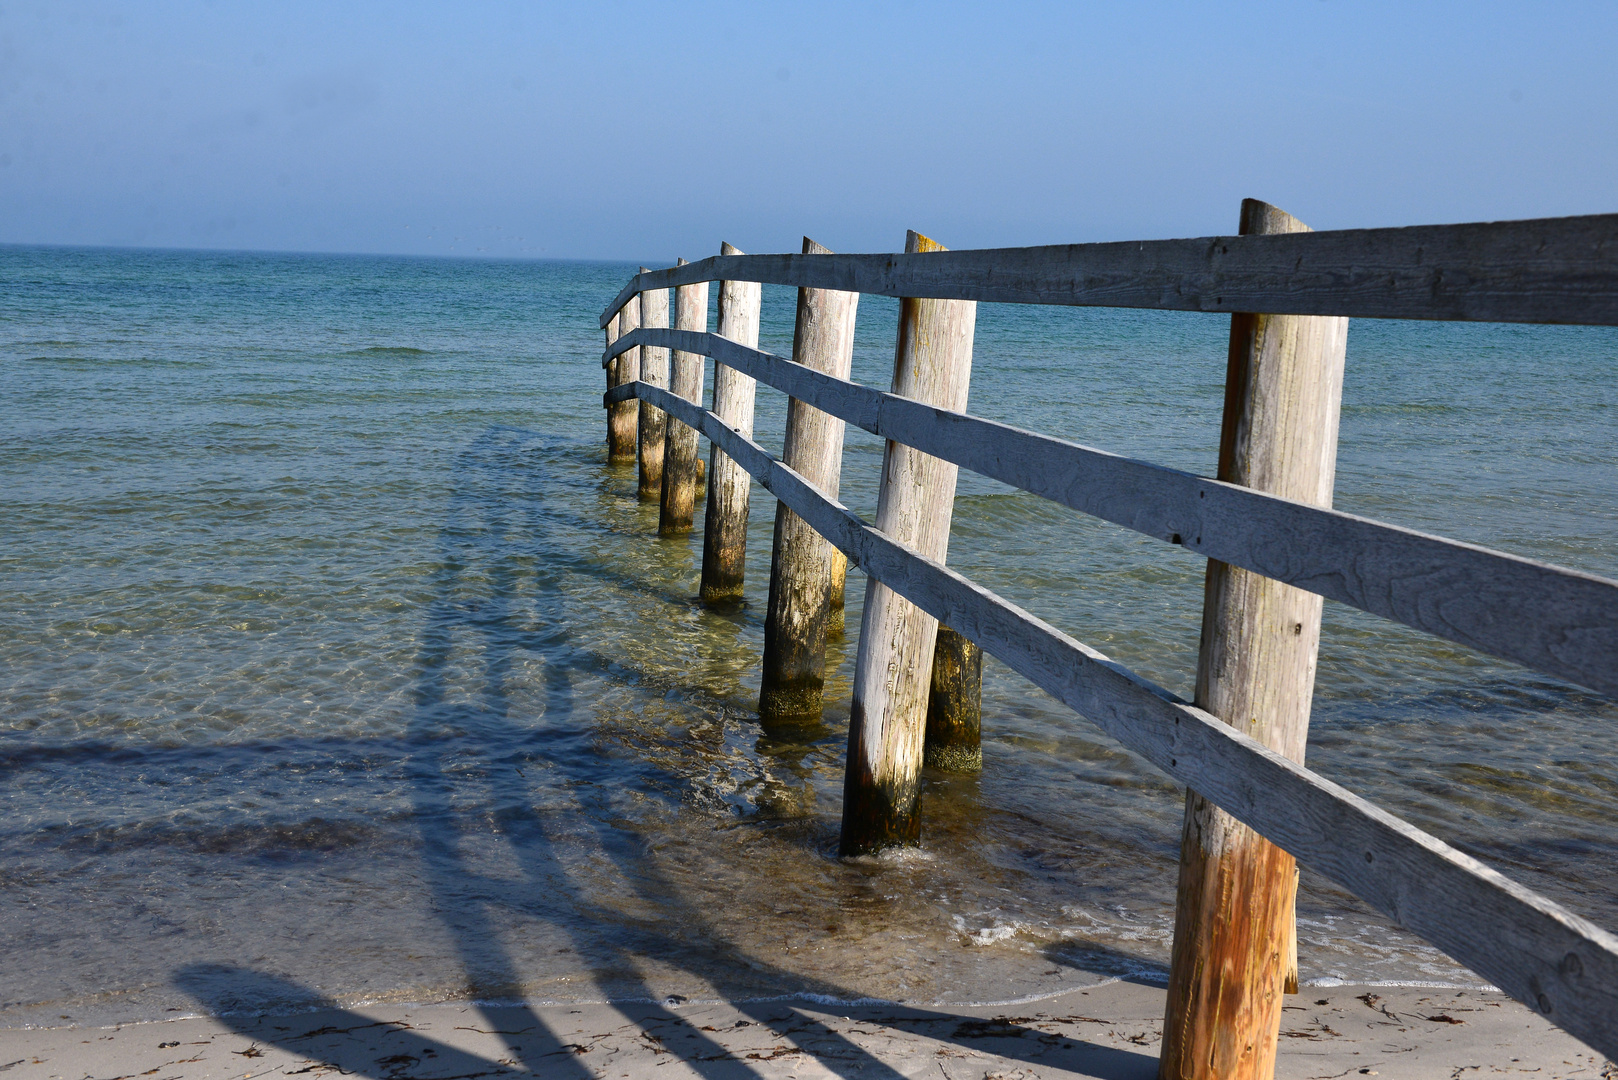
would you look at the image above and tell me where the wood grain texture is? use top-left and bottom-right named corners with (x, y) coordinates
top-left (659, 262), bottom-right (709, 534)
top-left (612, 374), bottom-right (1618, 1061)
top-left (605, 297), bottom-right (641, 461)
top-left (700, 243), bottom-right (763, 605)
top-left (636, 275), bottom-right (670, 501)
top-left (1163, 200), bottom-right (1350, 1080)
top-left (760, 239), bottom-right (860, 723)
top-left (842, 230), bottom-right (977, 856)
top-left (600, 212), bottom-right (1618, 329)
top-left (605, 327), bottom-right (1618, 699)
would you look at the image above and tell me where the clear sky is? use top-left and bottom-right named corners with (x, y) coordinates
top-left (3, 1), bottom-right (1613, 261)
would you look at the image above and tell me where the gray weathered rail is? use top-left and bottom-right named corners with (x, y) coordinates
top-left (601, 213), bottom-right (1618, 330)
top-left (606, 327), bottom-right (1618, 700)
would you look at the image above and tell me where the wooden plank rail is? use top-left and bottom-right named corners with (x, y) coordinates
top-left (606, 326), bottom-right (1618, 701)
top-left (599, 213), bottom-right (1618, 330)
top-left (605, 374), bottom-right (1618, 1060)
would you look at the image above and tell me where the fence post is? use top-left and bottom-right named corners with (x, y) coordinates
top-left (605, 309), bottom-right (619, 450)
top-left (606, 295), bottom-right (641, 462)
top-left (659, 260), bottom-right (710, 534)
top-left (1159, 199), bottom-right (1349, 1080)
top-left (758, 237), bottom-right (859, 723)
top-left (924, 627), bottom-right (982, 770)
top-left (700, 242), bottom-right (763, 604)
top-left (826, 550), bottom-right (848, 638)
top-left (839, 230), bottom-right (975, 854)
top-left (637, 272), bottom-right (671, 501)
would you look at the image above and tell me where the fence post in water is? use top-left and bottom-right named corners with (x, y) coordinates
top-left (1159, 199), bottom-right (1349, 1080)
top-left (659, 260), bottom-right (710, 534)
top-left (924, 626), bottom-right (982, 770)
top-left (758, 237), bottom-right (860, 723)
top-left (604, 309), bottom-right (619, 448)
top-left (606, 294), bottom-right (641, 462)
top-left (839, 230), bottom-right (976, 854)
top-left (637, 272), bottom-right (671, 501)
top-left (826, 550), bottom-right (848, 637)
top-left (700, 243), bottom-right (763, 604)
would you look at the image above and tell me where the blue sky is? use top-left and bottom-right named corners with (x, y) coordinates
top-left (2, 1), bottom-right (1613, 260)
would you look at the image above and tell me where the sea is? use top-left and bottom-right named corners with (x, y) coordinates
top-left (2, 244), bottom-right (1615, 1027)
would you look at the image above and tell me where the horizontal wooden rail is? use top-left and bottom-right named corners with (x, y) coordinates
top-left (610, 375), bottom-right (1618, 1059)
top-left (601, 213), bottom-right (1618, 330)
top-left (606, 327), bottom-right (1618, 699)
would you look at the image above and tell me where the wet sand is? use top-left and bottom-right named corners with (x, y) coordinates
top-left (2, 982), bottom-right (1607, 1079)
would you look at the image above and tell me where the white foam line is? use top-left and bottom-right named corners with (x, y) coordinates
top-left (1302, 977), bottom-right (1499, 991)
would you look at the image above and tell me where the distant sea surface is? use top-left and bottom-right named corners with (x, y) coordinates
top-left (2, 244), bottom-right (1615, 1025)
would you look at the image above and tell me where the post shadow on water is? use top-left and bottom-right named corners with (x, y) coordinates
top-left (173, 426), bottom-right (1156, 1080)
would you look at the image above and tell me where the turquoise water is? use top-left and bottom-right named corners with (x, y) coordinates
top-left (2, 244), bottom-right (1615, 1025)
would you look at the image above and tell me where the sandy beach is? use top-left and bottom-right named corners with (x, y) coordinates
top-left (2, 982), bottom-right (1608, 1079)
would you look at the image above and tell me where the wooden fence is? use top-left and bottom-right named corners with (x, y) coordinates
top-left (595, 203), bottom-right (1618, 1077)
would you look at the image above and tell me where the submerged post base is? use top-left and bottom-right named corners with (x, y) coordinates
top-left (924, 626), bottom-right (982, 772)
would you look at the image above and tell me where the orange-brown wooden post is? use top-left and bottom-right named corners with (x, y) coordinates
top-left (1159, 199), bottom-right (1349, 1079)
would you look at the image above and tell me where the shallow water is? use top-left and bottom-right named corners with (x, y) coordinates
top-left (2, 245), bottom-right (1615, 1026)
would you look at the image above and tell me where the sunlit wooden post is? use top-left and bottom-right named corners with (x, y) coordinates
top-left (1159, 199), bottom-right (1349, 1080)
top-left (606, 295), bottom-right (640, 462)
top-left (839, 230), bottom-right (975, 854)
top-left (659, 259), bottom-right (709, 534)
top-left (637, 272), bottom-right (670, 501)
top-left (700, 242), bottom-right (763, 604)
top-left (759, 237), bottom-right (859, 722)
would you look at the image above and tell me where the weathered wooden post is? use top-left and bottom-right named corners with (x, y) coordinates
top-left (758, 238), bottom-right (859, 722)
top-left (637, 272), bottom-right (671, 501)
top-left (606, 294), bottom-right (641, 462)
top-left (923, 627), bottom-right (982, 770)
top-left (839, 231), bottom-right (975, 854)
top-left (605, 309), bottom-right (619, 447)
top-left (700, 242), bottom-right (763, 604)
top-left (826, 550), bottom-right (848, 637)
top-left (1159, 199), bottom-right (1349, 1080)
top-left (659, 260), bottom-right (709, 534)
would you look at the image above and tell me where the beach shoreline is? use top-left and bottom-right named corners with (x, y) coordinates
top-left (2, 981), bottom-right (1605, 1079)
